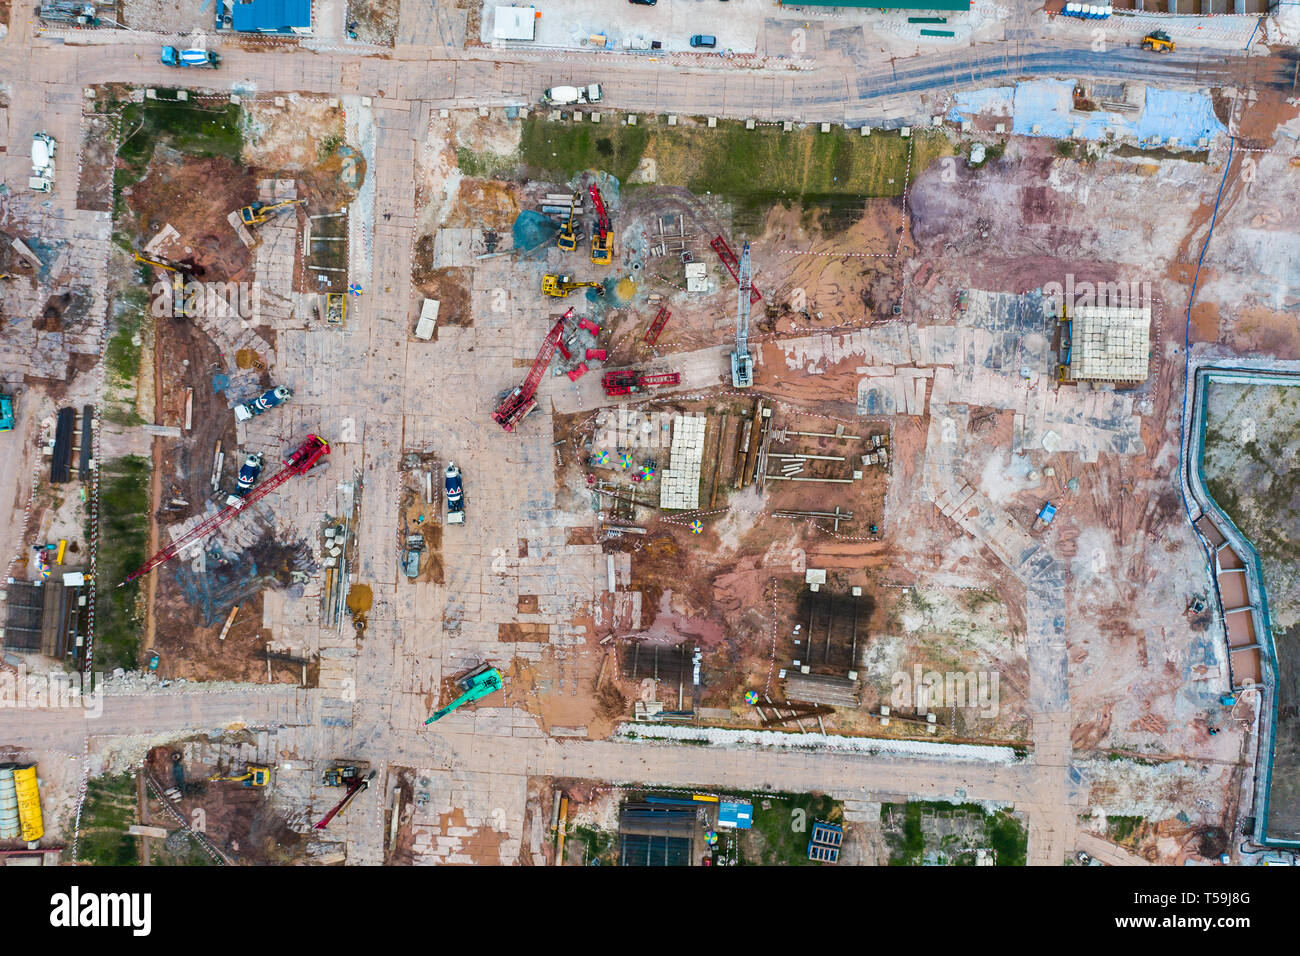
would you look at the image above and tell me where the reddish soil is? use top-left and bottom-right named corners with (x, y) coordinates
top-left (144, 745), bottom-right (304, 864)
top-left (125, 154), bottom-right (256, 285)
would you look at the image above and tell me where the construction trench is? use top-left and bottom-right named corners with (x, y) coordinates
top-left (5, 17), bottom-right (1300, 867)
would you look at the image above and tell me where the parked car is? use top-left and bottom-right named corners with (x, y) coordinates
top-left (629, 0), bottom-right (657, 5)
top-left (690, 35), bottom-right (717, 48)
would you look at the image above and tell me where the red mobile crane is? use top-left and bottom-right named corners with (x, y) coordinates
top-left (589, 185), bottom-right (612, 265)
top-left (492, 312), bottom-right (570, 431)
top-left (313, 769), bottom-right (376, 830)
top-left (120, 435), bottom-right (330, 585)
top-left (601, 369), bottom-right (682, 397)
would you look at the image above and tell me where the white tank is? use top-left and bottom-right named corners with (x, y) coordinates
top-left (0, 766), bottom-right (20, 840)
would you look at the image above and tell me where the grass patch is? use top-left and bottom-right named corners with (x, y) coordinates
top-left (886, 800), bottom-right (1027, 866)
top-left (1107, 814), bottom-right (1145, 845)
top-left (570, 824), bottom-right (616, 865)
top-left (105, 293), bottom-right (147, 385)
top-left (740, 791), bottom-right (841, 865)
top-left (75, 773), bottom-right (138, 866)
top-left (958, 588), bottom-right (998, 613)
top-left (114, 99), bottom-right (244, 213)
top-left (519, 118), bottom-right (951, 234)
top-left (519, 121), bottom-right (650, 185)
top-left (95, 456), bottom-right (151, 671)
top-left (988, 809), bottom-right (1028, 865)
top-left (455, 145), bottom-right (521, 179)
top-left (102, 288), bottom-right (151, 429)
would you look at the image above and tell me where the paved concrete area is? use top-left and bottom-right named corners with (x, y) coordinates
top-left (0, 0), bottom-right (1279, 866)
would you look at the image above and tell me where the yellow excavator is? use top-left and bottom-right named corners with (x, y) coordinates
top-left (134, 251), bottom-right (190, 308)
top-left (1142, 31), bottom-right (1175, 53)
top-left (238, 198), bottom-right (306, 227)
top-left (557, 194), bottom-right (581, 253)
top-left (208, 764), bottom-right (272, 787)
top-left (542, 274), bottom-right (604, 298)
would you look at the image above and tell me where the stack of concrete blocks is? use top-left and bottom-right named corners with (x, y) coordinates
top-left (659, 414), bottom-right (706, 510)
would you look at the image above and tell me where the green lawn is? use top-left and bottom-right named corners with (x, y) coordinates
top-left (886, 801), bottom-right (1028, 866)
top-left (74, 773), bottom-right (138, 866)
top-left (741, 791), bottom-right (842, 865)
top-left (518, 117), bottom-right (951, 233)
top-left (114, 98), bottom-right (244, 213)
top-left (94, 456), bottom-right (151, 671)
top-left (103, 287), bottom-right (150, 427)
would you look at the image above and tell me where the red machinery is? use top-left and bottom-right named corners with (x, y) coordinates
top-left (589, 184), bottom-right (612, 265)
top-left (586, 348), bottom-right (607, 362)
top-left (643, 306), bottom-right (671, 346)
top-left (121, 435), bottom-right (330, 585)
top-left (601, 369), bottom-right (682, 397)
top-left (567, 362), bottom-right (590, 382)
top-left (577, 317), bottom-right (601, 336)
top-left (492, 313), bottom-right (569, 431)
top-left (313, 769), bottom-right (376, 830)
top-left (711, 235), bottom-right (762, 304)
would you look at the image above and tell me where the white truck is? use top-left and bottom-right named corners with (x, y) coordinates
top-left (29, 133), bottom-right (56, 193)
top-left (233, 385), bottom-right (292, 423)
top-left (542, 84), bottom-right (603, 106)
top-left (444, 462), bottom-right (465, 525)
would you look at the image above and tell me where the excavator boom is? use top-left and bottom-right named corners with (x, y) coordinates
top-left (425, 668), bottom-right (504, 723)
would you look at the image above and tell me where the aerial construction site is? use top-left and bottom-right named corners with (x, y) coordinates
top-left (1, 0), bottom-right (1299, 884)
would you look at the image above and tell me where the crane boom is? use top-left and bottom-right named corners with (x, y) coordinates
top-left (589, 185), bottom-right (612, 265)
top-left (121, 435), bottom-right (330, 585)
top-left (313, 769), bottom-right (375, 830)
top-left (731, 242), bottom-right (755, 388)
top-left (492, 313), bottom-right (570, 431)
top-left (710, 235), bottom-right (762, 303)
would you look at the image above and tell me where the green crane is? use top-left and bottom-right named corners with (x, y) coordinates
top-left (425, 665), bottom-right (503, 724)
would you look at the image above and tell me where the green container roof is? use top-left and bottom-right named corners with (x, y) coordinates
top-left (783, 0), bottom-right (970, 9)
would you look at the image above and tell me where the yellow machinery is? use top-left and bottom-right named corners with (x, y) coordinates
top-left (208, 764), bottom-right (272, 787)
top-left (322, 765), bottom-right (359, 787)
top-left (14, 764), bottom-right (43, 842)
top-left (238, 198), bottom-right (306, 226)
top-left (1142, 31), bottom-right (1174, 53)
top-left (542, 274), bottom-right (602, 298)
top-left (589, 184), bottom-right (612, 266)
top-left (134, 251), bottom-right (190, 307)
top-left (557, 194), bottom-right (580, 253)
top-left (325, 292), bottom-right (346, 327)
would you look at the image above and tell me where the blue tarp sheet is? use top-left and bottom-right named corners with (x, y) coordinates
top-left (231, 0), bottom-right (310, 32)
top-left (949, 79), bottom-right (1225, 148)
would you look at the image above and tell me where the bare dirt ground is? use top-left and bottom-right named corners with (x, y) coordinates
top-left (122, 102), bottom-right (361, 682)
top-left (76, 113), bottom-right (116, 213)
top-left (144, 745), bottom-right (305, 864)
top-left (345, 0), bottom-right (399, 44)
top-left (125, 152), bottom-right (256, 285)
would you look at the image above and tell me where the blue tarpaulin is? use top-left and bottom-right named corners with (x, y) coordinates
top-left (231, 0), bottom-right (311, 32)
top-left (949, 79), bottom-right (1225, 148)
